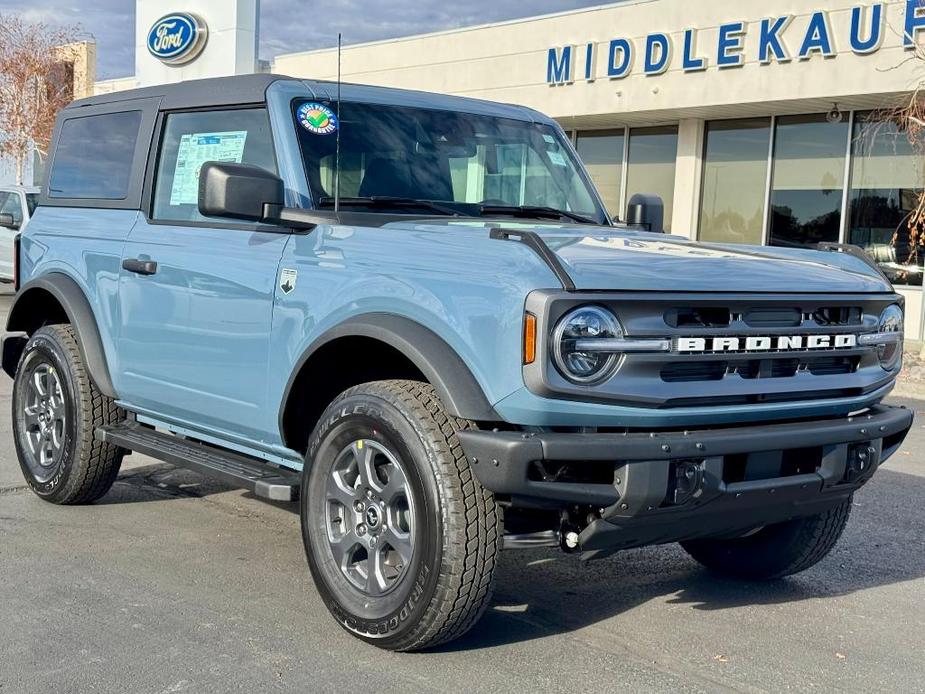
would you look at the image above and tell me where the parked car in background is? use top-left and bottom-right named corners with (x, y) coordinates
top-left (0, 185), bottom-right (40, 282)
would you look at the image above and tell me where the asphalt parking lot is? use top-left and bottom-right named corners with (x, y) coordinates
top-left (0, 284), bottom-right (923, 694)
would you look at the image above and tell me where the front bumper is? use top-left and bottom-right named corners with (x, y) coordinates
top-left (457, 404), bottom-right (913, 557)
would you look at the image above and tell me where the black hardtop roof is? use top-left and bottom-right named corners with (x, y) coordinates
top-left (66, 73), bottom-right (289, 112)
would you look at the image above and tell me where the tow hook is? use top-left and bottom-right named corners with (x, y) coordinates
top-left (501, 524), bottom-right (583, 552)
top-left (561, 529), bottom-right (580, 553)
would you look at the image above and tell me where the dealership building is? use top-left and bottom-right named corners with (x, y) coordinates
top-left (87, 0), bottom-right (925, 339)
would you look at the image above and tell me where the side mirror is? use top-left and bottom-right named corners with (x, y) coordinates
top-left (625, 193), bottom-right (665, 233)
top-left (0, 213), bottom-right (19, 230)
top-left (198, 161), bottom-right (285, 223)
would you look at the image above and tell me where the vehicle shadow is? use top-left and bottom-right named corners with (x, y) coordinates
top-left (438, 466), bottom-right (925, 652)
top-left (98, 461), bottom-right (925, 653)
top-left (99, 462), bottom-right (300, 512)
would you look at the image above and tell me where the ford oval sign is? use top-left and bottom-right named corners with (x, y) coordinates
top-left (147, 13), bottom-right (208, 65)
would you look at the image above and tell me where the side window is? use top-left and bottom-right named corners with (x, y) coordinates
top-left (49, 112), bottom-right (142, 199)
top-left (0, 192), bottom-right (20, 225)
top-left (152, 108), bottom-right (277, 223)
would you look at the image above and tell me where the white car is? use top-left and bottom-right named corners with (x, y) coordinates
top-left (0, 185), bottom-right (39, 282)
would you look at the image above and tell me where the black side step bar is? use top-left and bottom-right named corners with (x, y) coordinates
top-left (96, 422), bottom-right (301, 502)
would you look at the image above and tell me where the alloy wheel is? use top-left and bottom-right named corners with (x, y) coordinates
top-left (324, 439), bottom-right (415, 596)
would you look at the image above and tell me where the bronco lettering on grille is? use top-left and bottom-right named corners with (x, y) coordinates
top-left (674, 334), bottom-right (858, 354)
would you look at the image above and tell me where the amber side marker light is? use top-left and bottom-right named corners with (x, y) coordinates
top-left (523, 313), bottom-right (537, 365)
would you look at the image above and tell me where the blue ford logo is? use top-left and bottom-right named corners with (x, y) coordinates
top-left (147, 13), bottom-right (208, 65)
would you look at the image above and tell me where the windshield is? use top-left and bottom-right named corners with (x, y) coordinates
top-left (293, 100), bottom-right (608, 224)
top-left (25, 193), bottom-right (38, 216)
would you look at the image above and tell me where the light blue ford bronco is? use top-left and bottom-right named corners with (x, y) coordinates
top-left (3, 75), bottom-right (913, 651)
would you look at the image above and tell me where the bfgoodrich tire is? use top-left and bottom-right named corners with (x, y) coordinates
top-left (681, 498), bottom-right (852, 580)
top-left (301, 380), bottom-right (502, 651)
top-left (12, 325), bottom-right (125, 504)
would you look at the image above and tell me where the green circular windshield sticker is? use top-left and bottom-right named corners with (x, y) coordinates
top-left (297, 102), bottom-right (339, 135)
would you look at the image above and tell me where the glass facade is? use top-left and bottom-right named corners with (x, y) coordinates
top-left (848, 113), bottom-right (924, 286)
top-left (699, 119), bottom-right (771, 245)
top-left (575, 130), bottom-right (624, 219)
top-left (572, 126), bottom-right (678, 231)
top-left (626, 126), bottom-right (678, 232)
top-left (769, 114), bottom-right (849, 249)
top-left (573, 111), bottom-right (923, 287)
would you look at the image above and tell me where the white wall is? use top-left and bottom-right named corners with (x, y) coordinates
top-left (273, 0), bottom-right (922, 126)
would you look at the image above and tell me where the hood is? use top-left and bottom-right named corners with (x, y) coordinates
top-left (433, 222), bottom-right (892, 293)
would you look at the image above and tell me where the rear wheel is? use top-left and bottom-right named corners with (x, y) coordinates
top-left (301, 380), bottom-right (501, 651)
top-left (681, 498), bottom-right (852, 580)
top-left (12, 325), bottom-right (125, 504)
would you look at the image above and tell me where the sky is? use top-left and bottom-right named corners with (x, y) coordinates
top-left (0, 0), bottom-right (612, 79)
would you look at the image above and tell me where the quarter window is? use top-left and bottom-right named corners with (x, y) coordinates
top-left (49, 111), bottom-right (142, 199)
top-left (152, 108), bottom-right (277, 223)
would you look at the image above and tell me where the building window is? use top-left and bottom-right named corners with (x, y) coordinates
top-left (626, 126), bottom-right (678, 232)
top-left (575, 129), bottom-right (624, 220)
top-left (848, 112), bottom-right (924, 286)
top-left (698, 118), bottom-right (771, 245)
top-left (769, 114), bottom-right (849, 249)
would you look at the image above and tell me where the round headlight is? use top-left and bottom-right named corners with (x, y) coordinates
top-left (552, 306), bottom-right (622, 384)
top-left (880, 304), bottom-right (904, 334)
top-left (877, 304), bottom-right (904, 370)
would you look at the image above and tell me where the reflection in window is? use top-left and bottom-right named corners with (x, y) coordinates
top-left (49, 111), bottom-right (142, 199)
top-left (769, 114), bottom-right (848, 248)
top-left (848, 113), bottom-right (924, 286)
top-left (576, 130), bottom-right (624, 219)
top-left (699, 119), bottom-right (770, 245)
top-left (625, 126), bottom-right (678, 232)
top-left (152, 108), bottom-right (277, 223)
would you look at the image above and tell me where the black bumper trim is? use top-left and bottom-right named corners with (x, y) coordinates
top-left (457, 405), bottom-right (913, 556)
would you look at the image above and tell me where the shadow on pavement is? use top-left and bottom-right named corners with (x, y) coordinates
top-left (438, 466), bottom-right (925, 652)
top-left (84, 458), bottom-right (925, 652)
top-left (99, 462), bottom-right (299, 513)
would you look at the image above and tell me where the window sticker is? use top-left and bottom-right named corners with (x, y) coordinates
top-left (543, 134), bottom-right (556, 144)
top-left (547, 150), bottom-right (568, 167)
top-left (297, 102), bottom-right (339, 135)
top-left (169, 130), bottom-right (248, 206)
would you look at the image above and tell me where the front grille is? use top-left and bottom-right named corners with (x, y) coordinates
top-left (661, 361), bottom-right (727, 382)
top-left (743, 308), bottom-right (802, 328)
top-left (806, 356), bottom-right (860, 376)
top-left (531, 291), bottom-right (898, 410)
top-left (661, 355), bottom-right (861, 383)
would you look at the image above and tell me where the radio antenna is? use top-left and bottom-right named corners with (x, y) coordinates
top-left (334, 32), bottom-right (343, 214)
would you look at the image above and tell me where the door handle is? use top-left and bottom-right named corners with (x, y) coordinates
top-left (122, 258), bottom-right (158, 276)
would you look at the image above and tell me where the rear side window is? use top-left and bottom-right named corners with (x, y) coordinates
top-left (152, 108), bottom-right (277, 223)
top-left (49, 111), bottom-right (143, 199)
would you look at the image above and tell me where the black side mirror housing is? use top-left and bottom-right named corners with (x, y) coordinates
top-left (0, 213), bottom-right (19, 230)
top-left (198, 161), bottom-right (285, 223)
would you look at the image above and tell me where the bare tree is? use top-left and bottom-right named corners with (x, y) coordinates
top-left (0, 14), bottom-right (81, 185)
top-left (879, 42), bottom-right (925, 285)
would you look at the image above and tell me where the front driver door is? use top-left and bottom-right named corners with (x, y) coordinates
top-left (118, 107), bottom-right (289, 443)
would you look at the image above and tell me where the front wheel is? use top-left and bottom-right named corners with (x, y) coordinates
top-left (301, 380), bottom-right (501, 651)
top-left (681, 498), bottom-right (852, 580)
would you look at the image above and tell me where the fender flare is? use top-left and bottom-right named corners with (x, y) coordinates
top-left (280, 313), bottom-right (499, 431)
top-left (5, 273), bottom-right (117, 398)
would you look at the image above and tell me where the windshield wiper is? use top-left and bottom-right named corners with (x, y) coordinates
top-left (478, 204), bottom-right (599, 226)
top-left (318, 196), bottom-right (460, 217)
